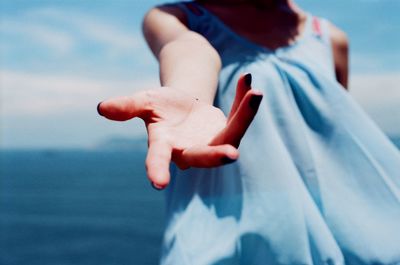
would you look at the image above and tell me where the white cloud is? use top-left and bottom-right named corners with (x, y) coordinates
top-left (26, 7), bottom-right (140, 54)
top-left (351, 54), bottom-right (381, 72)
top-left (1, 20), bottom-right (75, 55)
top-left (38, 8), bottom-right (140, 50)
top-left (1, 69), bottom-right (399, 135)
top-left (1, 69), bottom-right (399, 148)
top-left (72, 15), bottom-right (140, 52)
top-left (0, 7), bottom-right (142, 57)
top-left (0, 70), bottom-right (158, 116)
top-left (350, 72), bottom-right (400, 136)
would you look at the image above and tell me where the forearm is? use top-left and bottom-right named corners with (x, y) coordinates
top-left (158, 32), bottom-right (221, 104)
top-left (143, 7), bottom-right (221, 104)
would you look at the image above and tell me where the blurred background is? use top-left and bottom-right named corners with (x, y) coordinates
top-left (0, 0), bottom-right (399, 264)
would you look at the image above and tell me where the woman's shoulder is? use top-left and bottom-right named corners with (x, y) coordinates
top-left (142, 4), bottom-right (190, 55)
top-left (327, 22), bottom-right (349, 88)
top-left (309, 15), bottom-right (349, 87)
top-left (143, 3), bottom-right (189, 29)
top-left (328, 22), bottom-right (349, 56)
top-left (142, 3), bottom-right (219, 58)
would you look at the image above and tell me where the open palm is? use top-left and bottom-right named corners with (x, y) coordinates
top-left (98, 74), bottom-right (262, 189)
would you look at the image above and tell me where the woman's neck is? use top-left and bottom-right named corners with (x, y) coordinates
top-left (196, 0), bottom-right (295, 10)
top-left (194, 0), bottom-right (307, 51)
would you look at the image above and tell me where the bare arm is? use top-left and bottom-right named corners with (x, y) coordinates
top-left (98, 6), bottom-right (263, 189)
top-left (143, 6), bottom-right (221, 103)
top-left (330, 23), bottom-right (349, 89)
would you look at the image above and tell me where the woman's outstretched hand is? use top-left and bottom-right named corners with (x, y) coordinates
top-left (97, 73), bottom-right (262, 190)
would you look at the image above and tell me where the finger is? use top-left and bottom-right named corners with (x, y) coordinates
top-left (97, 91), bottom-right (150, 121)
top-left (181, 144), bottom-right (239, 168)
top-left (145, 139), bottom-right (172, 190)
top-left (211, 90), bottom-right (263, 147)
top-left (228, 73), bottom-right (252, 121)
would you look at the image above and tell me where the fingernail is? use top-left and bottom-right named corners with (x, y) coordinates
top-left (97, 102), bottom-right (103, 116)
top-left (244, 73), bottom-right (252, 87)
top-left (221, 157), bottom-right (236, 165)
top-left (249, 95), bottom-right (263, 111)
top-left (151, 182), bottom-right (165, 191)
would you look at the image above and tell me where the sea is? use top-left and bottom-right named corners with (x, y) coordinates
top-left (1, 138), bottom-right (399, 265)
top-left (0, 148), bottom-right (164, 265)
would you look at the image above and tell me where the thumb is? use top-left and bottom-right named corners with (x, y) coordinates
top-left (97, 91), bottom-right (150, 121)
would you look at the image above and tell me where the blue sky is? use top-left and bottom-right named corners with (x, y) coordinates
top-left (1, 0), bottom-right (399, 149)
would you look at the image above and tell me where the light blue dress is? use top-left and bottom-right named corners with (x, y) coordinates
top-left (161, 2), bottom-right (400, 264)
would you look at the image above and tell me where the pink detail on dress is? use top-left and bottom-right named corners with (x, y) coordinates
top-left (312, 17), bottom-right (322, 38)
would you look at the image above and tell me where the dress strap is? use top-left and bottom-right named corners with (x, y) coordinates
top-left (312, 17), bottom-right (323, 38)
top-left (310, 16), bottom-right (331, 45)
top-left (166, 1), bottom-right (210, 32)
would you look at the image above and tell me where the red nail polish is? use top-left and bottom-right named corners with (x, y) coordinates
top-left (249, 95), bottom-right (263, 111)
top-left (221, 157), bottom-right (236, 165)
top-left (97, 102), bottom-right (103, 116)
top-left (244, 73), bottom-right (252, 87)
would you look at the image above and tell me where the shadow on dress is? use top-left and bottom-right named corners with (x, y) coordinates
top-left (212, 233), bottom-right (288, 265)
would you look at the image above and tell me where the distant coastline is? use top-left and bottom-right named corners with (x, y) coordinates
top-left (1, 135), bottom-right (400, 151)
